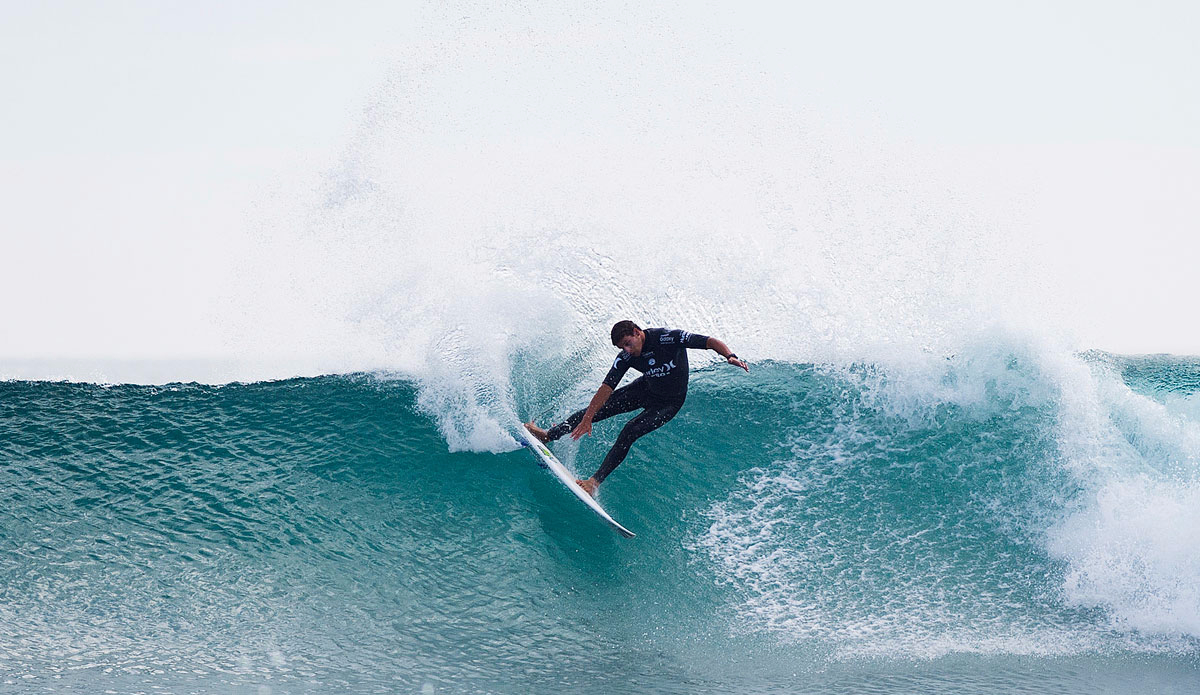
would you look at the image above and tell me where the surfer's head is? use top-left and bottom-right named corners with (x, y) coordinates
top-left (611, 320), bottom-right (645, 356)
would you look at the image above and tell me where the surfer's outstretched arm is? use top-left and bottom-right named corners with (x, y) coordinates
top-left (705, 337), bottom-right (749, 372)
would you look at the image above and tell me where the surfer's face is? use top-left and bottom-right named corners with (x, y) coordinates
top-left (616, 330), bottom-right (645, 357)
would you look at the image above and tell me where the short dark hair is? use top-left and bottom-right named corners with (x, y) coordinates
top-left (610, 320), bottom-right (640, 346)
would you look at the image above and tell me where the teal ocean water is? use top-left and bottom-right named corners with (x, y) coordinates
top-left (8, 1), bottom-right (1198, 692)
top-left (3, 351), bottom-right (1199, 693)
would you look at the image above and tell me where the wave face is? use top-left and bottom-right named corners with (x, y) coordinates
top-left (4, 348), bottom-right (1199, 693)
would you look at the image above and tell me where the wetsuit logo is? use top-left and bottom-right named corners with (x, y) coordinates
top-left (645, 360), bottom-right (675, 377)
top-left (648, 358), bottom-right (655, 365)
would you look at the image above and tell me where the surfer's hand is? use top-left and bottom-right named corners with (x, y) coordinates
top-left (728, 356), bottom-right (749, 372)
top-left (570, 418), bottom-right (593, 440)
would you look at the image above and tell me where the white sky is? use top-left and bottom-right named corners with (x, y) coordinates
top-left (2, 1), bottom-right (1198, 376)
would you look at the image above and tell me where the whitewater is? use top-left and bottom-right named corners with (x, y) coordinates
top-left (5, 3), bottom-right (1200, 693)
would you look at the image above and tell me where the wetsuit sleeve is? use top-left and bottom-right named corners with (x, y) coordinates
top-left (671, 329), bottom-right (710, 349)
top-left (602, 354), bottom-right (631, 389)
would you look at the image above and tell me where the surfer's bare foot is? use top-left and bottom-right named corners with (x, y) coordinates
top-left (524, 421), bottom-right (550, 443)
top-left (576, 477), bottom-right (599, 497)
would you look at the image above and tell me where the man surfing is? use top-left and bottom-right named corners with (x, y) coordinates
top-left (525, 321), bottom-right (748, 497)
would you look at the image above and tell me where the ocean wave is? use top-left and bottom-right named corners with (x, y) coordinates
top-left (5, 345), bottom-right (1200, 689)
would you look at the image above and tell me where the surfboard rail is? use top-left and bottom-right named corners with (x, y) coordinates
top-left (515, 425), bottom-right (636, 539)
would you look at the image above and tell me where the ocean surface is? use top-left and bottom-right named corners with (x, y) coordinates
top-left (7, 0), bottom-right (1199, 691)
top-left (3, 351), bottom-right (1199, 694)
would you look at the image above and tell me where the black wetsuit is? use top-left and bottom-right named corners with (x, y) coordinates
top-left (545, 328), bottom-right (710, 483)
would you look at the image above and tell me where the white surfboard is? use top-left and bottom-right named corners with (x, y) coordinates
top-left (515, 424), bottom-right (636, 539)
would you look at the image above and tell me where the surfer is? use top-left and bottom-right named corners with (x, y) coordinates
top-left (525, 321), bottom-right (748, 497)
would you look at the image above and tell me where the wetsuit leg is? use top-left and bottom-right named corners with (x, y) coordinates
top-left (545, 379), bottom-right (650, 442)
top-left (591, 398), bottom-right (684, 484)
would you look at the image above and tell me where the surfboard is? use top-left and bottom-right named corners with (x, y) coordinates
top-left (515, 424), bottom-right (636, 539)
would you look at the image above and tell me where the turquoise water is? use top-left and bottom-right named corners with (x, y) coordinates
top-left (3, 353), bottom-right (1199, 693)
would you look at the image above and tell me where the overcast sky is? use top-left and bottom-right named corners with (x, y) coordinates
top-left (2, 1), bottom-right (1198, 377)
